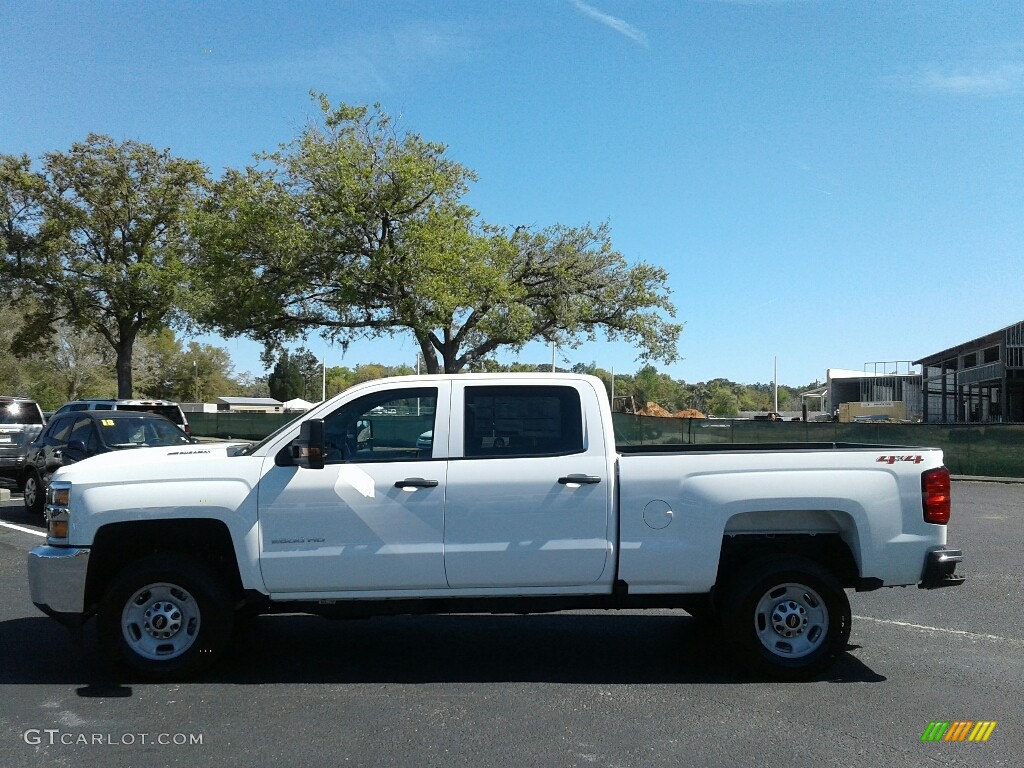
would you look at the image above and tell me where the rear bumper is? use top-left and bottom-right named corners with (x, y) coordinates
top-left (0, 453), bottom-right (26, 479)
top-left (919, 546), bottom-right (965, 589)
top-left (27, 545), bottom-right (91, 627)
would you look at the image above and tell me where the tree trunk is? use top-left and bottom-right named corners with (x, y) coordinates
top-left (114, 328), bottom-right (138, 398)
top-left (417, 337), bottom-right (442, 374)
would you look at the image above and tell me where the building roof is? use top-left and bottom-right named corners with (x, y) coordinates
top-left (826, 368), bottom-right (919, 380)
top-left (216, 397), bottom-right (282, 406)
top-left (914, 320), bottom-right (1023, 366)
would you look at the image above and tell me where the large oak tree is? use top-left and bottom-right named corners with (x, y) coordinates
top-left (195, 96), bottom-right (681, 373)
top-left (0, 136), bottom-right (208, 397)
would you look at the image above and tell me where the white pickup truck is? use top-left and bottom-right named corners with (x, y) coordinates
top-left (27, 374), bottom-right (964, 680)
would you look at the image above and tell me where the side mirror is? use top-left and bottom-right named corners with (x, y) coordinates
top-left (68, 440), bottom-right (88, 454)
top-left (291, 419), bottom-right (326, 470)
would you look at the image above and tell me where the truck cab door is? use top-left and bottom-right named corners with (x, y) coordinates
top-left (443, 382), bottom-right (612, 589)
top-left (257, 384), bottom-right (450, 593)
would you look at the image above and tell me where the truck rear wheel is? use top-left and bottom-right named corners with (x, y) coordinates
top-left (723, 557), bottom-right (850, 680)
top-left (97, 553), bottom-right (234, 679)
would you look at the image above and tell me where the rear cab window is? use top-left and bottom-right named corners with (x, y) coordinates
top-left (463, 385), bottom-right (584, 458)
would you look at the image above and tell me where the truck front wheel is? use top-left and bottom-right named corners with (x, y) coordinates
top-left (723, 557), bottom-right (851, 681)
top-left (23, 471), bottom-right (44, 516)
top-left (97, 554), bottom-right (234, 679)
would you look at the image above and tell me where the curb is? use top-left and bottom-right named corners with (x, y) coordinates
top-left (952, 475), bottom-right (1024, 484)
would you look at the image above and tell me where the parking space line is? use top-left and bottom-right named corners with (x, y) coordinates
top-left (853, 614), bottom-right (1021, 645)
top-left (0, 520), bottom-right (46, 537)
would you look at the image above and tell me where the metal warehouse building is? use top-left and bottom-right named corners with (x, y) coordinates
top-left (916, 320), bottom-right (1024, 423)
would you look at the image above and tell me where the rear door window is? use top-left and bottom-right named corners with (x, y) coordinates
top-left (463, 386), bottom-right (584, 458)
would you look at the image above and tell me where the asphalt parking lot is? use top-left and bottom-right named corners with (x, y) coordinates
top-left (0, 480), bottom-right (1020, 768)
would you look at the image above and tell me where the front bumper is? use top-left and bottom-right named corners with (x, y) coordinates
top-left (27, 545), bottom-right (91, 627)
top-left (919, 546), bottom-right (965, 589)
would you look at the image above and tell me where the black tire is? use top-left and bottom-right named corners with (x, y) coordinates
top-left (722, 556), bottom-right (851, 681)
top-left (97, 553), bottom-right (234, 679)
top-left (23, 471), bottom-right (45, 516)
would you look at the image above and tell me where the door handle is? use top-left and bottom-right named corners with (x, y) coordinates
top-left (558, 475), bottom-right (602, 485)
top-left (394, 477), bottom-right (439, 489)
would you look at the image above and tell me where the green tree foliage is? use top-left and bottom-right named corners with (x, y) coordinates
top-left (134, 332), bottom-right (239, 402)
top-left (268, 350), bottom-right (306, 402)
top-left (0, 153), bottom-right (45, 279)
top-left (0, 301), bottom-right (116, 408)
top-left (288, 347), bottom-right (324, 401)
top-left (410, 218), bottom-right (681, 373)
top-left (320, 362), bottom-right (416, 399)
top-left (0, 138), bottom-right (209, 397)
top-left (705, 379), bottom-right (742, 417)
top-left (196, 96), bottom-right (680, 374)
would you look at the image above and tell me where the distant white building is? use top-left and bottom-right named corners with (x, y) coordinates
top-left (215, 396), bottom-right (283, 413)
top-left (825, 365), bottom-right (923, 422)
top-left (282, 398), bottom-right (316, 412)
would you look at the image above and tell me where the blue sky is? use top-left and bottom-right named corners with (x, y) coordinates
top-left (3, 1), bottom-right (1023, 386)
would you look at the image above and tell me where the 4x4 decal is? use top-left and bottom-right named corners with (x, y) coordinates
top-left (876, 455), bottom-right (924, 465)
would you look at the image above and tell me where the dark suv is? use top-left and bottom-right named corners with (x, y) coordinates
top-left (53, 398), bottom-right (190, 437)
top-left (0, 396), bottom-right (46, 490)
top-left (22, 410), bottom-right (194, 515)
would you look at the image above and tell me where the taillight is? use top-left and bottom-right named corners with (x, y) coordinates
top-left (922, 467), bottom-right (951, 525)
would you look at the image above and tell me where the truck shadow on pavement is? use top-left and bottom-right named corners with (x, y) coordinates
top-left (0, 612), bottom-right (885, 689)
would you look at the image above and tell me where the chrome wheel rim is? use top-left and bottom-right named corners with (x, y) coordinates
top-left (753, 582), bottom-right (829, 658)
top-left (121, 582), bottom-right (201, 660)
top-left (24, 477), bottom-right (38, 509)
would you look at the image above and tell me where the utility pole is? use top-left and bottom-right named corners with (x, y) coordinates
top-left (773, 356), bottom-right (779, 414)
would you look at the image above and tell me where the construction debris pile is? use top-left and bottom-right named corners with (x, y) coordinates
top-left (633, 402), bottom-right (705, 419)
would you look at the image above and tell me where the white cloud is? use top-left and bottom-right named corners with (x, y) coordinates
top-left (213, 23), bottom-right (477, 94)
top-left (571, 0), bottom-right (648, 48)
top-left (904, 63), bottom-right (1024, 96)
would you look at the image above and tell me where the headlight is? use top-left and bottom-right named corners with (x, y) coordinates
top-left (46, 482), bottom-right (71, 542)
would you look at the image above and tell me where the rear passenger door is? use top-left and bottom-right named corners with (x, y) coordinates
top-left (443, 383), bottom-right (612, 589)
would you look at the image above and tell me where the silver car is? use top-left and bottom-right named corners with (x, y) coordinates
top-left (0, 396), bottom-right (46, 490)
